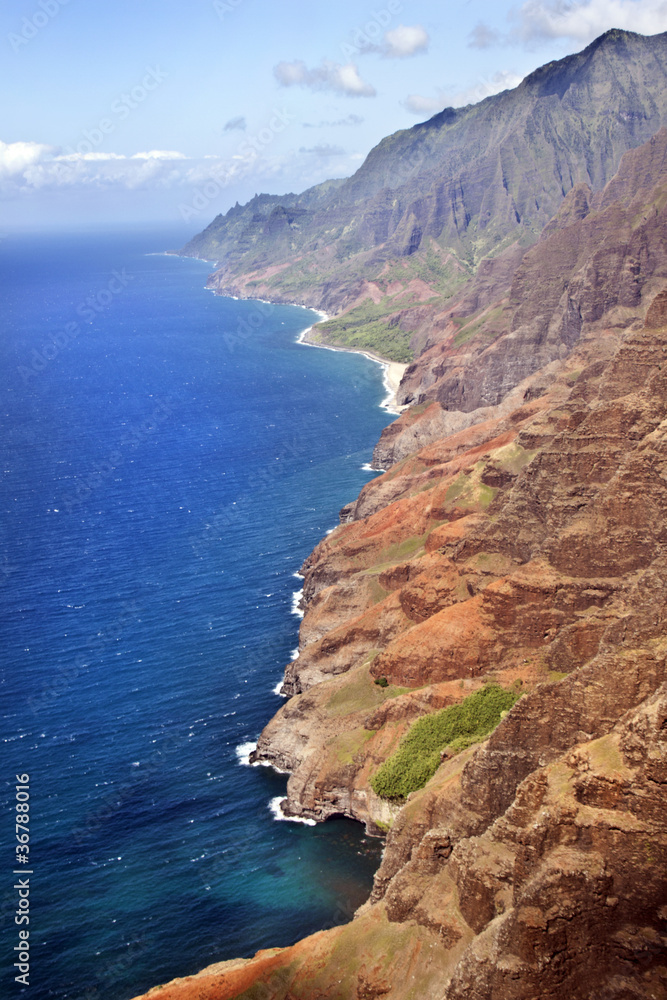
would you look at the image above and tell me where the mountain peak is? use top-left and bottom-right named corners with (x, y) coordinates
top-left (182, 29), bottom-right (667, 343)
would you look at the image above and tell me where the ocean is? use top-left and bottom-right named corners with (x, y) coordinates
top-left (0, 227), bottom-right (393, 1000)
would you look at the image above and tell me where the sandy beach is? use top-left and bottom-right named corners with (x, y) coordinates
top-left (382, 361), bottom-right (408, 413)
top-left (296, 312), bottom-right (408, 415)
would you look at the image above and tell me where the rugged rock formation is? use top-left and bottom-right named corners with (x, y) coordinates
top-left (250, 292), bottom-right (667, 844)
top-left (133, 57), bottom-right (667, 1000)
top-left (392, 126), bottom-right (667, 409)
top-left (184, 31), bottom-right (667, 281)
top-left (134, 298), bottom-right (667, 999)
top-left (133, 682), bottom-right (667, 1000)
top-left (180, 31), bottom-right (667, 365)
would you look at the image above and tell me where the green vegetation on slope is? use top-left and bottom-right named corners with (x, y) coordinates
top-left (370, 684), bottom-right (519, 800)
top-left (306, 248), bottom-right (472, 361)
top-left (376, 245), bottom-right (471, 298)
top-left (313, 303), bottom-right (415, 363)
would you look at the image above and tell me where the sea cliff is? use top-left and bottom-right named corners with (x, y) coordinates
top-left (131, 36), bottom-right (667, 1000)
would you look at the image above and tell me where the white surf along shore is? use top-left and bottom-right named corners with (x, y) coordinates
top-left (178, 250), bottom-right (408, 415)
top-left (209, 287), bottom-right (408, 820)
top-left (235, 741), bottom-right (316, 825)
top-left (296, 308), bottom-right (408, 416)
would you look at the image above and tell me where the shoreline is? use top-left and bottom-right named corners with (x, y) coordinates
top-left (295, 312), bottom-right (407, 416)
top-left (217, 296), bottom-right (404, 802)
top-left (221, 299), bottom-right (405, 804)
top-left (186, 258), bottom-right (408, 414)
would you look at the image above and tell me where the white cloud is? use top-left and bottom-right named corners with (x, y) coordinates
top-left (0, 139), bottom-right (52, 177)
top-left (130, 150), bottom-right (187, 160)
top-left (273, 59), bottom-right (376, 97)
top-left (350, 23), bottom-right (430, 57)
top-left (383, 24), bottom-right (430, 57)
top-left (473, 0), bottom-right (667, 48)
top-left (404, 72), bottom-right (523, 116)
top-left (58, 151), bottom-right (128, 161)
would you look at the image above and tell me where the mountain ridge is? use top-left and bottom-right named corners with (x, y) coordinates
top-left (181, 29), bottom-right (667, 363)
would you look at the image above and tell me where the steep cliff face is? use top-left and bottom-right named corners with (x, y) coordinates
top-left (251, 300), bottom-right (667, 843)
top-left (132, 96), bottom-right (667, 1000)
top-left (390, 127), bottom-right (667, 412)
top-left (133, 291), bottom-right (667, 1000)
top-left (184, 31), bottom-right (667, 280)
top-left (180, 31), bottom-right (667, 365)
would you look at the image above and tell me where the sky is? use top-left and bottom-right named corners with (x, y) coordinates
top-left (2, 0), bottom-right (667, 232)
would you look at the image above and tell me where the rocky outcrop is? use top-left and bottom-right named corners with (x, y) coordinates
top-left (132, 680), bottom-right (667, 1000)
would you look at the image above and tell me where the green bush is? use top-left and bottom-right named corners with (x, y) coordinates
top-left (370, 685), bottom-right (519, 800)
top-left (374, 676), bottom-right (389, 688)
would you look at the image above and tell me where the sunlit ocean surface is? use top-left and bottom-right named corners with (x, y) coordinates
top-left (0, 228), bottom-right (391, 1000)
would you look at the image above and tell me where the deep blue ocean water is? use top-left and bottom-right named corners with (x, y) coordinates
top-left (0, 228), bottom-right (392, 1000)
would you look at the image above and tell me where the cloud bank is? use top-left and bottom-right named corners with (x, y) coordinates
top-left (0, 140), bottom-right (267, 197)
top-left (273, 59), bottom-right (376, 97)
